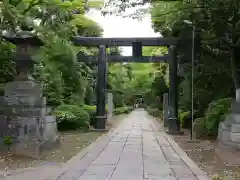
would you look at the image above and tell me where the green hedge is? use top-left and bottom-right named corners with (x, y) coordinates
top-left (82, 105), bottom-right (96, 126)
top-left (114, 106), bottom-right (134, 115)
top-left (54, 104), bottom-right (90, 131)
top-left (53, 104), bottom-right (135, 130)
top-left (179, 110), bottom-right (198, 129)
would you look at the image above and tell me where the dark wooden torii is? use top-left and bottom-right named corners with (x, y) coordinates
top-left (73, 37), bottom-right (180, 134)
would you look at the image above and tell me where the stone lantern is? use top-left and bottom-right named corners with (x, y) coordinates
top-left (2, 27), bottom-right (44, 80)
top-left (0, 28), bottom-right (59, 158)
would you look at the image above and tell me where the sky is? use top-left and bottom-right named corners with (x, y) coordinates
top-left (86, 4), bottom-right (160, 55)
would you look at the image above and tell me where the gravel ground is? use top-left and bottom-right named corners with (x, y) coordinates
top-left (0, 114), bottom-right (127, 171)
top-left (171, 129), bottom-right (240, 180)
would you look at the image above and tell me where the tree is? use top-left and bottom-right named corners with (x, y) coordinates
top-left (0, 0), bottom-right (103, 107)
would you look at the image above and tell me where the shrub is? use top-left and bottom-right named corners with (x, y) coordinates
top-left (114, 107), bottom-right (126, 115)
top-left (3, 136), bottom-right (14, 146)
top-left (179, 111), bottom-right (190, 128)
top-left (114, 106), bottom-right (134, 115)
top-left (204, 98), bottom-right (232, 136)
top-left (81, 105), bottom-right (109, 126)
top-left (179, 110), bottom-right (197, 129)
top-left (83, 105), bottom-right (96, 126)
top-left (54, 104), bottom-right (90, 131)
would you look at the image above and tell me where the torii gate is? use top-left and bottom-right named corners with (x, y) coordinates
top-left (73, 37), bottom-right (180, 134)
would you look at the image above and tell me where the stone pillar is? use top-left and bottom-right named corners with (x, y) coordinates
top-left (107, 93), bottom-right (113, 119)
top-left (163, 93), bottom-right (169, 127)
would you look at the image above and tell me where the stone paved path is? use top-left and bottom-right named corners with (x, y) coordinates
top-left (3, 109), bottom-right (209, 180)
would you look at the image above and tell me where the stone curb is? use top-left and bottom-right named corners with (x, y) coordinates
top-left (164, 134), bottom-right (209, 180)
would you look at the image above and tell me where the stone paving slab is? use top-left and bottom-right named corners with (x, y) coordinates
top-left (3, 109), bottom-right (209, 180)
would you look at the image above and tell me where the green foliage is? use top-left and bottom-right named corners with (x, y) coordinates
top-left (3, 136), bottom-right (14, 146)
top-left (0, 42), bottom-right (16, 84)
top-left (179, 111), bottom-right (190, 128)
top-left (1, 0), bottom-right (238, 144)
top-left (150, 1), bottom-right (193, 36)
top-left (114, 106), bottom-right (134, 115)
top-left (212, 176), bottom-right (226, 180)
top-left (108, 46), bottom-right (169, 110)
top-left (109, 63), bottom-right (156, 107)
top-left (0, 0), bottom-right (103, 110)
top-left (148, 0), bottom-right (239, 140)
top-left (87, 1), bottom-right (104, 9)
top-left (82, 105), bottom-right (96, 126)
top-left (54, 104), bottom-right (90, 131)
top-left (204, 98), bottom-right (232, 136)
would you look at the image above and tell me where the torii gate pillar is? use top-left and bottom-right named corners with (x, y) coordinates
top-left (95, 45), bottom-right (107, 129)
top-left (167, 46), bottom-right (181, 133)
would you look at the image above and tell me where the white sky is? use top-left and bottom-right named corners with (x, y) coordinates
top-left (86, 4), bottom-right (160, 55)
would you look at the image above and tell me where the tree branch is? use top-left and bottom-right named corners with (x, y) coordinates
top-left (151, 5), bottom-right (205, 18)
top-left (23, 0), bottom-right (43, 14)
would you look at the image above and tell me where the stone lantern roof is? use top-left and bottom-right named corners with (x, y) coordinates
top-left (1, 30), bottom-right (44, 47)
